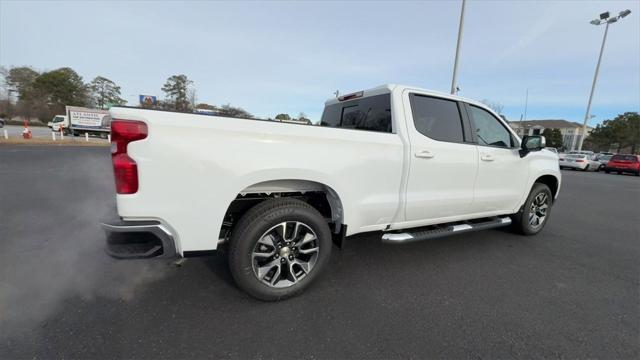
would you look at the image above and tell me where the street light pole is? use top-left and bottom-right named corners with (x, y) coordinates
top-left (450, 0), bottom-right (466, 95)
top-left (578, 21), bottom-right (609, 151)
top-left (577, 9), bottom-right (632, 151)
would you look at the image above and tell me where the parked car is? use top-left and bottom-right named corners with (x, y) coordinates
top-left (595, 154), bottom-right (613, 170)
top-left (603, 154), bottom-right (640, 176)
top-left (102, 84), bottom-right (561, 300)
top-left (559, 154), bottom-right (601, 171)
top-left (0, 117), bottom-right (5, 128)
top-left (568, 150), bottom-right (595, 156)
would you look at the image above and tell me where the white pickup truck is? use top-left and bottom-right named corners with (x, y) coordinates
top-left (103, 84), bottom-right (561, 300)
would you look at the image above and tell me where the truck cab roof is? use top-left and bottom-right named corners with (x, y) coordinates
top-left (325, 84), bottom-right (492, 111)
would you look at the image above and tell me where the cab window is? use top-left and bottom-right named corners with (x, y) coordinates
top-left (320, 94), bottom-right (392, 133)
top-left (467, 105), bottom-right (513, 148)
top-left (409, 94), bottom-right (465, 143)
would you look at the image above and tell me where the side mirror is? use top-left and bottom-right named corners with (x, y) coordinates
top-left (520, 135), bottom-right (545, 157)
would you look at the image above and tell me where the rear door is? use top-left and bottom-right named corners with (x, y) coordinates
top-left (403, 92), bottom-right (478, 223)
top-left (465, 104), bottom-right (528, 213)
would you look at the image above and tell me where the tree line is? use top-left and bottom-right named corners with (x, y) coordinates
top-left (585, 112), bottom-right (640, 153)
top-left (0, 66), bottom-right (126, 122)
top-left (0, 66), bottom-right (307, 123)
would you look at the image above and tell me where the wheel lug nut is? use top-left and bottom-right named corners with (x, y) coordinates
top-left (289, 255), bottom-right (293, 260)
top-left (281, 258), bottom-right (286, 263)
top-left (275, 254), bottom-right (279, 258)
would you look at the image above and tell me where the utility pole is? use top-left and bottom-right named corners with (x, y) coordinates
top-left (450, 0), bottom-right (466, 95)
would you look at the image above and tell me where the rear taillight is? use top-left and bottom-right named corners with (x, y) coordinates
top-left (575, 160), bottom-right (585, 163)
top-left (111, 120), bottom-right (148, 194)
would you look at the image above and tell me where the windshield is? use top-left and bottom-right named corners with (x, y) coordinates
top-left (52, 116), bottom-right (65, 123)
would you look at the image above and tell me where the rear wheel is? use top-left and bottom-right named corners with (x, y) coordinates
top-left (228, 198), bottom-right (332, 301)
top-left (511, 183), bottom-right (553, 235)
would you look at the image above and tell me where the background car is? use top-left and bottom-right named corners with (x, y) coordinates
top-left (559, 154), bottom-right (601, 171)
top-left (604, 154), bottom-right (640, 176)
top-left (0, 117), bottom-right (5, 128)
top-left (568, 150), bottom-right (595, 156)
top-left (595, 154), bottom-right (613, 171)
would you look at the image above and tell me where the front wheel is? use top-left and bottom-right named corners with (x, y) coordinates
top-left (228, 198), bottom-right (332, 301)
top-left (511, 183), bottom-right (553, 235)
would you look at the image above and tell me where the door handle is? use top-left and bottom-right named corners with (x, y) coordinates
top-left (415, 150), bottom-right (434, 159)
top-left (480, 154), bottom-right (494, 162)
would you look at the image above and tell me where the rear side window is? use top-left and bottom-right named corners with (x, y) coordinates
top-left (319, 94), bottom-right (392, 133)
top-left (611, 155), bottom-right (638, 162)
top-left (409, 94), bottom-right (464, 142)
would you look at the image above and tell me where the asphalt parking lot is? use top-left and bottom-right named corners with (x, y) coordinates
top-left (1, 146), bottom-right (638, 359)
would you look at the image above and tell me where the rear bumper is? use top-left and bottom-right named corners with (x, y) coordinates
top-left (559, 162), bottom-right (586, 169)
top-left (101, 220), bottom-right (178, 259)
top-left (604, 166), bottom-right (638, 173)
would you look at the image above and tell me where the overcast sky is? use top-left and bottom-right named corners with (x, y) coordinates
top-left (1, 0), bottom-right (639, 124)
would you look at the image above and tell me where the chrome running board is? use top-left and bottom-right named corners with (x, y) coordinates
top-left (381, 216), bottom-right (512, 244)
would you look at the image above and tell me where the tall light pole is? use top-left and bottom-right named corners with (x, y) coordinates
top-left (523, 88), bottom-right (529, 121)
top-left (577, 9), bottom-right (632, 151)
top-left (450, 0), bottom-right (466, 95)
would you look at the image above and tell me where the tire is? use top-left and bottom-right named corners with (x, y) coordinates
top-left (228, 198), bottom-right (332, 301)
top-left (511, 183), bottom-right (553, 236)
top-left (73, 131), bottom-right (79, 137)
top-left (605, 170), bottom-right (610, 174)
top-left (583, 165), bottom-right (589, 171)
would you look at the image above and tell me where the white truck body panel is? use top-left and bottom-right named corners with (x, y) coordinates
top-left (109, 84), bottom-right (561, 255)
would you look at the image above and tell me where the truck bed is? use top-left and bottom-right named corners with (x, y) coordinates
top-left (108, 107), bottom-right (404, 253)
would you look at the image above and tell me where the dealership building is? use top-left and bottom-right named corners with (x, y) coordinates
top-left (508, 119), bottom-right (593, 151)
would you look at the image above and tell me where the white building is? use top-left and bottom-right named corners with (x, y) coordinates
top-left (508, 119), bottom-right (593, 151)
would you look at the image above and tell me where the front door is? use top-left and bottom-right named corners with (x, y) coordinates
top-left (465, 104), bottom-right (528, 213)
